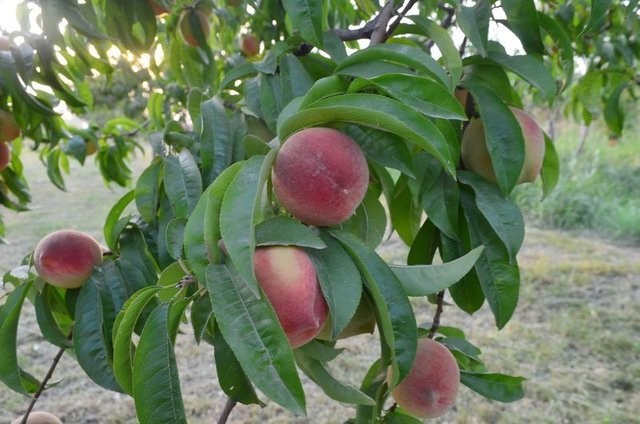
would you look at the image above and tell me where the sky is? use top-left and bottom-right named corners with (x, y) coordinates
top-left (0, 0), bottom-right (19, 33)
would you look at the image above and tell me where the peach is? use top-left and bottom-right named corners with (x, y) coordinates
top-left (148, 0), bottom-right (170, 16)
top-left (33, 230), bottom-right (103, 289)
top-left (254, 245), bottom-right (328, 348)
top-left (85, 139), bottom-right (98, 156)
top-left (178, 8), bottom-right (210, 47)
top-left (391, 338), bottom-right (460, 418)
top-left (272, 127), bottom-right (369, 226)
top-left (0, 36), bottom-right (10, 50)
top-left (0, 141), bottom-right (9, 170)
top-left (11, 411), bottom-right (63, 424)
top-left (241, 34), bottom-right (260, 57)
top-left (461, 107), bottom-right (545, 184)
top-left (0, 109), bottom-right (20, 142)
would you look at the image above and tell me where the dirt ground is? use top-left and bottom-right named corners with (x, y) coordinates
top-left (1, 227), bottom-right (639, 424)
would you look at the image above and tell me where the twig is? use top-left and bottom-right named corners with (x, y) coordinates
top-left (386, 0), bottom-right (420, 40)
top-left (217, 397), bottom-right (237, 424)
top-left (20, 334), bottom-right (71, 424)
top-left (330, 1), bottom-right (394, 42)
top-left (458, 36), bottom-right (468, 57)
top-left (369, 1), bottom-right (396, 45)
top-left (427, 291), bottom-right (445, 339)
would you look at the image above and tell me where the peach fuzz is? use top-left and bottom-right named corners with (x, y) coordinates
top-left (0, 109), bottom-right (20, 142)
top-left (11, 410), bottom-right (63, 424)
top-left (461, 107), bottom-right (545, 185)
top-left (391, 338), bottom-right (460, 418)
top-left (272, 127), bottom-right (369, 227)
top-left (0, 141), bottom-right (9, 170)
top-left (254, 245), bottom-right (328, 348)
top-left (33, 230), bottom-right (103, 289)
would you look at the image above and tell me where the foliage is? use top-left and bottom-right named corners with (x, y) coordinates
top-left (0, 0), bottom-right (632, 422)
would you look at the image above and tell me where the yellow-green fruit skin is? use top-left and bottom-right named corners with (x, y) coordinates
top-left (254, 245), bottom-right (328, 348)
top-left (391, 338), bottom-right (460, 418)
top-left (34, 230), bottom-right (103, 289)
top-left (11, 411), bottom-right (63, 424)
top-left (461, 107), bottom-right (545, 184)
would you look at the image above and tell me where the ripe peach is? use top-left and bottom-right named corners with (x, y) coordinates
top-left (0, 36), bottom-right (10, 50)
top-left (0, 109), bottom-right (20, 142)
top-left (0, 141), bottom-right (9, 170)
top-left (33, 230), bottom-right (103, 289)
top-left (11, 411), bottom-right (63, 424)
top-left (254, 245), bottom-right (328, 348)
top-left (391, 338), bottom-right (460, 418)
top-left (178, 8), bottom-right (211, 47)
top-left (461, 107), bottom-right (545, 185)
top-left (241, 34), bottom-right (260, 57)
top-left (272, 127), bottom-right (369, 227)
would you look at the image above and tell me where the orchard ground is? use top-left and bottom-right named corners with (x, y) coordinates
top-left (0, 149), bottom-right (639, 423)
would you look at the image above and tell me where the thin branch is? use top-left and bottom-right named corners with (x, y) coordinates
top-left (386, 0), bottom-right (420, 40)
top-left (370, 0), bottom-right (396, 45)
top-left (458, 36), bottom-right (468, 57)
top-left (20, 334), bottom-right (71, 424)
top-left (217, 397), bottom-right (237, 424)
top-left (427, 291), bottom-right (445, 339)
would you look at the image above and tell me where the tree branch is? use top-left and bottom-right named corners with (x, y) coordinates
top-left (370, 1), bottom-right (396, 45)
top-left (386, 0), bottom-right (420, 40)
top-left (427, 291), bottom-right (445, 339)
top-left (20, 334), bottom-right (71, 424)
top-left (217, 397), bottom-right (237, 424)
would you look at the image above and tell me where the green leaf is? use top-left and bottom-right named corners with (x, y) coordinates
top-left (112, 286), bottom-right (162, 395)
top-left (190, 294), bottom-right (214, 344)
top-left (463, 76), bottom-right (525, 195)
top-left (604, 83), bottom-right (627, 137)
top-left (294, 350), bottom-right (375, 405)
top-left (441, 233), bottom-right (486, 315)
top-left (299, 75), bottom-right (348, 109)
top-left (458, 172), bottom-right (524, 261)
top-left (116, 228), bottom-right (160, 294)
top-left (35, 284), bottom-right (73, 348)
top-left (390, 246), bottom-right (484, 297)
top-left (407, 219), bottom-right (439, 266)
top-left (133, 303), bottom-right (187, 424)
top-left (255, 216), bottom-right (326, 248)
top-left (165, 218), bottom-right (186, 260)
top-left (343, 126), bottom-right (415, 178)
top-left (419, 155), bottom-right (459, 241)
top-left (349, 74), bottom-right (466, 120)
top-left (282, 0), bottom-right (324, 46)
top-left (135, 157), bottom-right (163, 224)
top-left (500, 0), bottom-right (545, 54)
top-left (338, 187), bottom-right (387, 249)
top-left (537, 13), bottom-right (574, 88)
top-left (404, 16), bottom-right (463, 85)
top-left (163, 150), bottom-right (203, 219)
top-left (206, 264), bottom-right (306, 415)
top-left (183, 162), bottom-right (243, 284)
top-left (307, 234), bottom-right (362, 338)
top-left (383, 410), bottom-right (424, 424)
top-left (213, 329), bottom-right (261, 405)
top-left (460, 189), bottom-right (520, 329)
top-left (487, 51), bottom-right (556, 103)
top-left (200, 96), bottom-right (233, 185)
top-left (456, 2), bottom-right (490, 56)
top-left (540, 134), bottom-right (560, 199)
top-left (335, 44), bottom-right (450, 88)
top-left (74, 277), bottom-right (122, 392)
top-left (389, 175), bottom-right (422, 246)
top-left (0, 281), bottom-right (41, 394)
top-left (461, 371), bottom-right (525, 402)
top-left (580, 0), bottom-right (614, 36)
top-left (330, 230), bottom-right (417, 385)
top-left (219, 153), bottom-right (275, 297)
top-left (104, 190), bottom-right (135, 252)
top-left (279, 93), bottom-right (456, 176)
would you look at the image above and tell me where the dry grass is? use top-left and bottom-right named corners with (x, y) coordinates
top-left (1, 151), bottom-right (639, 423)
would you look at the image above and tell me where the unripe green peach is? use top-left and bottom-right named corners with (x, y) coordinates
top-left (461, 107), bottom-right (545, 184)
top-left (272, 127), bottom-right (369, 227)
top-left (254, 245), bottom-right (328, 348)
top-left (34, 230), bottom-right (103, 289)
top-left (391, 338), bottom-right (460, 418)
top-left (0, 141), bottom-right (10, 170)
top-left (11, 411), bottom-right (63, 424)
top-left (178, 8), bottom-right (210, 47)
top-left (0, 109), bottom-right (20, 142)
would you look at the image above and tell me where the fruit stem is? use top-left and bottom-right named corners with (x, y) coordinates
top-left (427, 291), bottom-right (445, 339)
top-left (20, 332), bottom-right (71, 424)
top-left (217, 396), bottom-right (237, 424)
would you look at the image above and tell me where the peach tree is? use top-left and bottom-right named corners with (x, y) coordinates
top-left (0, 0), bottom-right (631, 422)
